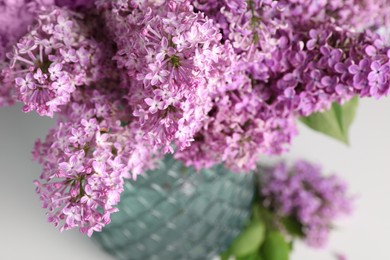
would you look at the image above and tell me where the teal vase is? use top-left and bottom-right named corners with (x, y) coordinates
top-left (93, 155), bottom-right (254, 260)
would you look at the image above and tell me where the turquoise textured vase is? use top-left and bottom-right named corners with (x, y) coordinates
top-left (93, 155), bottom-right (254, 260)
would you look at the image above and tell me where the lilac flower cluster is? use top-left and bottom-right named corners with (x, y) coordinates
top-left (174, 0), bottom-right (390, 171)
top-left (174, 1), bottom-right (390, 171)
top-left (260, 161), bottom-right (352, 247)
top-left (277, 0), bottom-right (390, 34)
top-left (10, 6), bottom-right (106, 116)
top-left (33, 83), bottom-right (158, 236)
top-left (174, 60), bottom-right (298, 172)
top-left (195, 1), bottom-right (390, 114)
top-left (0, 0), bottom-right (53, 106)
top-left (98, 1), bottom-right (229, 153)
top-left (0, 0), bottom-right (387, 235)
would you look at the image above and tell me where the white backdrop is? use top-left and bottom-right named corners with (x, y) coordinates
top-left (0, 97), bottom-right (389, 260)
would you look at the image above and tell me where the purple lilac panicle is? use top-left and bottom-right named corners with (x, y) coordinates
top-left (10, 6), bottom-right (106, 117)
top-left (260, 161), bottom-right (353, 247)
top-left (99, 0), bottom-right (226, 153)
top-left (0, 0), bottom-right (54, 107)
top-left (195, 0), bottom-right (390, 113)
top-left (98, 1), bottom-right (300, 172)
top-left (33, 84), bottom-right (159, 236)
top-left (175, 1), bottom-right (390, 171)
top-left (277, 0), bottom-right (390, 36)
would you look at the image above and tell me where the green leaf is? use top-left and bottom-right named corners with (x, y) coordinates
top-left (299, 96), bottom-right (359, 145)
top-left (230, 219), bottom-right (266, 257)
top-left (220, 250), bottom-right (231, 260)
top-left (237, 251), bottom-right (264, 260)
top-left (281, 217), bottom-right (304, 238)
top-left (260, 231), bottom-right (290, 260)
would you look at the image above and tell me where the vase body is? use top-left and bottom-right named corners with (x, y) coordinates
top-left (93, 155), bottom-right (254, 260)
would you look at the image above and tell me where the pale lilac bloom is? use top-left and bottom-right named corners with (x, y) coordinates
top-left (0, 0), bottom-right (54, 106)
top-left (9, 6), bottom-right (107, 116)
top-left (33, 87), bottom-right (159, 236)
top-left (260, 161), bottom-right (353, 247)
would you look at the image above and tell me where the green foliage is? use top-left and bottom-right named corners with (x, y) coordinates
top-left (236, 252), bottom-right (264, 260)
top-left (299, 97), bottom-right (359, 145)
top-left (220, 205), bottom-right (292, 260)
top-left (229, 219), bottom-right (266, 257)
top-left (260, 231), bottom-right (290, 260)
top-left (281, 217), bottom-right (304, 238)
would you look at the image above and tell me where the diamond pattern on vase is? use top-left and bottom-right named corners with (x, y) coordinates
top-left (93, 155), bottom-right (254, 260)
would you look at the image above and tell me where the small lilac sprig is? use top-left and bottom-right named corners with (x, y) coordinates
top-left (9, 5), bottom-right (106, 117)
top-left (0, 0), bottom-right (54, 107)
top-left (335, 253), bottom-right (348, 260)
top-left (33, 83), bottom-right (159, 236)
top-left (276, 0), bottom-right (390, 36)
top-left (33, 88), bottom-right (125, 236)
top-left (259, 160), bottom-right (353, 247)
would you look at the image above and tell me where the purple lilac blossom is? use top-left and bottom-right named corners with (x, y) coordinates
top-left (0, 0), bottom-right (388, 235)
top-left (9, 5), bottom-right (108, 117)
top-left (18, 1), bottom-right (390, 175)
top-left (195, 0), bottom-right (390, 112)
top-left (174, 0), bottom-right (390, 171)
top-left (260, 161), bottom-right (353, 247)
top-left (193, 0), bottom-right (390, 34)
top-left (33, 82), bottom-right (160, 236)
top-left (335, 253), bottom-right (348, 260)
top-left (20, 0), bottom-right (390, 172)
top-left (97, 0), bottom-right (227, 153)
top-left (0, 0), bottom-right (54, 107)
top-left (276, 0), bottom-right (390, 31)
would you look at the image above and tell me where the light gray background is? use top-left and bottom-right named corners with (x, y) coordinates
top-left (0, 98), bottom-right (389, 260)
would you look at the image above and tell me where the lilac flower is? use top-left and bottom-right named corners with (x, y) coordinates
top-left (368, 78), bottom-right (387, 99)
top-left (305, 70), bottom-right (322, 91)
top-left (365, 45), bottom-right (377, 57)
top-left (320, 76), bottom-right (338, 90)
top-left (144, 97), bottom-right (163, 114)
top-left (348, 59), bottom-right (370, 84)
top-left (144, 63), bottom-right (169, 85)
top-left (368, 61), bottom-right (389, 84)
top-left (319, 46), bottom-right (343, 68)
top-left (259, 161), bottom-right (353, 248)
top-left (306, 29), bottom-right (326, 51)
